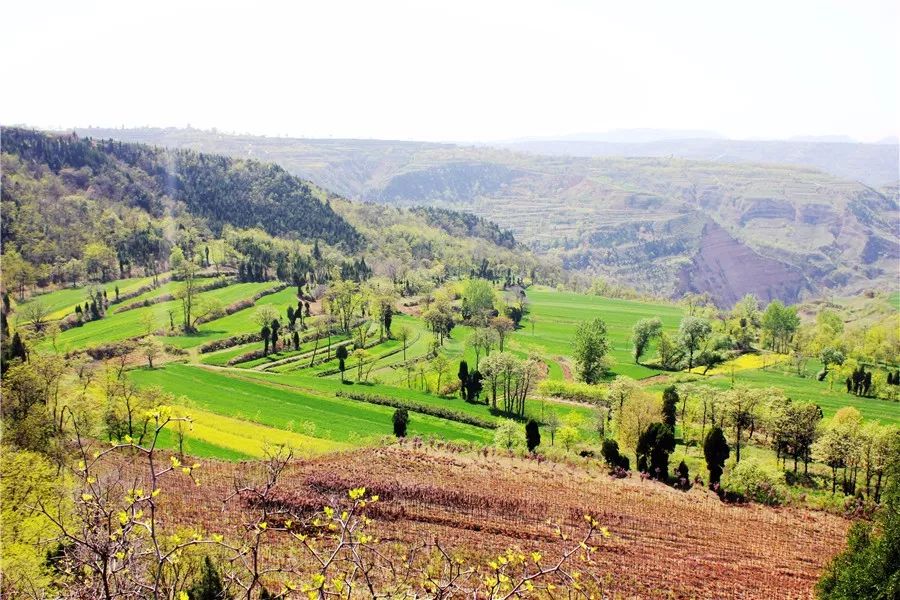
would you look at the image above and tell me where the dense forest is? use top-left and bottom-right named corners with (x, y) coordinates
top-left (1, 127), bottom-right (360, 259)
top-left (1, 128), bottom-right (555, 296)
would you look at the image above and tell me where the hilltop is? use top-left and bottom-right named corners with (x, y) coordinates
top-left (73, 127), bottom-right (900, 306)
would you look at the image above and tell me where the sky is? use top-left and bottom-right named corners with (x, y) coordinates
top-left (1, 0), bottom-right (897, 143)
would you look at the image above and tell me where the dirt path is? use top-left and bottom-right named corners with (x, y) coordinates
top-left (558, 357), bottom-right (574, 381)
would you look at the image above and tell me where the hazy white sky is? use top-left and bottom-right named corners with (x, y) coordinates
top-left (2, 0), bottom-right (897, 142)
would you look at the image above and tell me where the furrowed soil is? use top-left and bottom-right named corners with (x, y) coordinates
top-left (143, 445), bottom-right (848, 599)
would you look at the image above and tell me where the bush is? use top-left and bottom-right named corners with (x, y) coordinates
top-left (537, 379), bottom-right (607, 404)
top-left (67, 340), bottom-right (137, 360)
top-left (336, 391), bottom-right (497, 429)
top-left (198, 332), bottom-right (262, 354)
top-left (601, 439), bottom-right (629, 471)
top-left (493, 419), bottom-right (523, 450)
top-left (440, 380), bottom-right (461, 397)
top-left (721, 460), bottom-right (786, 506)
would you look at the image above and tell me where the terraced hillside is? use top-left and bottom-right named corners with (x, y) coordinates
top-left (77, 128), bottom-right (900, 306)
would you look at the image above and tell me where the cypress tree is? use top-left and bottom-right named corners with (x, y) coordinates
top-left (187, 556), bottom-right (230, 600)
top-left (261, 325), bottom-right (270, 355)
top-left (336, 345), bottom-right (349, 382)
top-left (457, 360), bottom-right (469, 401)
top-left (392, 408), bottom-right (408, 437)
top-left (292, 330), bottom-right (300, 350)
top-left (270, 319), bottom-right (280, 352)
top-left (662, 385), bottom-right (679, 431)
top-left (637, 423), bottom-right (675, 481)
top-left (8, 332), bottom-right (27, 362)
top-left (525, 419), bottom-right (541, 452)
top-left (704, 426), bottom-right (730, 486)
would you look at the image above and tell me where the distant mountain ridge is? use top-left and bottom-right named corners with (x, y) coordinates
top-left (498, 137), bottom-right (899, 187)
top-left (70, 127), bottom-right (900, 306)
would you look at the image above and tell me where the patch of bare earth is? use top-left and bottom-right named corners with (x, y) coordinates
top-left (145, 445), bottom-right (847, 599)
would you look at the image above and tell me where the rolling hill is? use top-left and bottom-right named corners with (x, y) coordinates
top-left (72, 128), bottom-right (900, 306)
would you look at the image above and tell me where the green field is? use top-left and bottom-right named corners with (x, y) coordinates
top-left (511, 288), bottom-right (683, 379)
top-left (15, 274), bottom-right (161, 320)
top-left (129, 363), bottom-right (496, 447)
top-left (675, 367), bottom-right (900, 425)
top-left (47, 282), bottom-right (276, 351)
top-left (44, 278), bottom-right (897, 461)
top-left (164, 286), bottom-right (298, 348)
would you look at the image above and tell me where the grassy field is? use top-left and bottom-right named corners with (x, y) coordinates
top-left (128, 363), bottom-right (495, 447)
top-left (15, 274), bottom-right (160, 321)
top-left (47, 282), bottom-right (275, 351)
top-left (42, 278), bottom-right (896, 461)
top-left (164, 286), bottom-right (299, 349)
top-left (675, 367), bottom-right (900, 425)
top-left (511, 288), bottom-right (683, 380)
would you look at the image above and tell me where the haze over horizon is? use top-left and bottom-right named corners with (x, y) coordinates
top-left (2, 0), bottom-right (897, 144)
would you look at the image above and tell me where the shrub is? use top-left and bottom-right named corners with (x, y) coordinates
top-left (721, 460), bottom-right (786, 506)
top-left (493, 419), bottom-right (522, 450)
top-left (336, 391), bottom-right (497, 429)
top-left (198, 332), bottom-right (262, 354)
top-left (537, 379), bottom-right (607, 404)
top-left (601, 439), bottom-right (630, 471)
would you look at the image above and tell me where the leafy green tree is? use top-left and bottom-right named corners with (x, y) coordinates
top-left (461, 278), bottom-right (497, 323)
top-left (704, 425), bottom-right (730, 485)
top-left (606, 376), bottom-right (639, 420)
top-left (525, 419), bottom-right (541, 452)
top-left (820, 347), bottom-right (846, 375)
top-left (83, 242), bottom-right (118, 282)
top-left (656, 331), bottom-right (684, 370)
top-left (813, 407), bottom-right (864, 495)
top-left (557, 425), bottom-right (580, 452)
top-left (678, 316), bottom-right (712, 371)
top-left (395, 325), bottom-right (412, 362)
top-left (761, 300), bottom-right (800, 353)
top-left (494, 419), bottom-right (521, 450)
top-left (723, 386), bottom-right (765, 463)
top-left (423, 298), bottom-right (455, 345)
top-left (631, 317), bottom-right (662, 364)
top-left (490, 315), bottom-right (515, 351)
top-left (2, 249), bottom-right (36, 301)
top-left (544, 411), bottom-right (560, 446)
top-left (616, 392), bottom-right (661, 462)
top-left (138, 336), bottom-right (163, 369)
top-left (573, 317), bottom-right (610, 384)
top-left (771, 401), bottom-right (821, 474)
top-left (816, 431), bottom-right (899, 599)
top-left (468, 327), bottom-right (499, 370)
